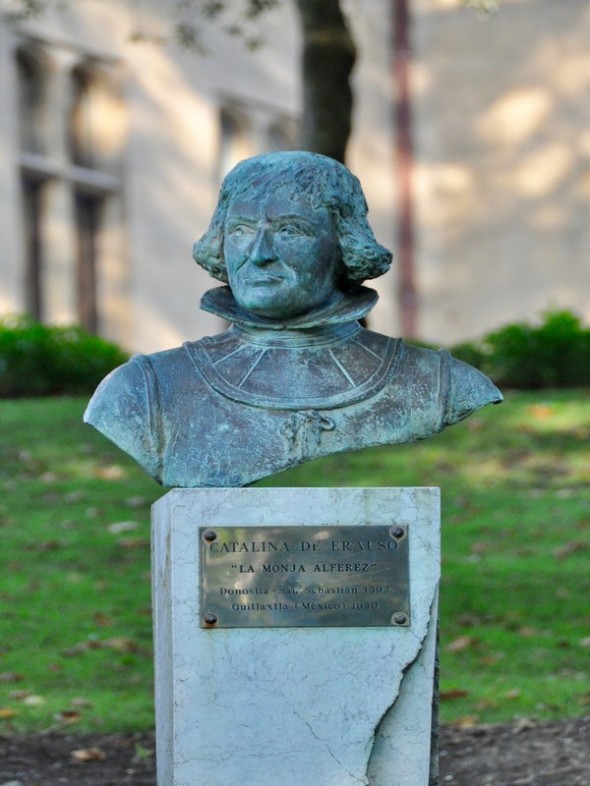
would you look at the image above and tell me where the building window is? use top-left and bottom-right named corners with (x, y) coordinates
top-left (70, 66), bottom-right (98, 169)
top-left (74, 190), bottom-right (104, 334)
top-left (14, 42), bottom-right (125, 335)
top-left (218, 101), bottom-right (297, 183)
top-left (20, 174), bottom-right (46, 320)
top-left (69, 63), bottom-right (124, 174)
top-left (16, 45), bottom-right (49, 155)
top-left (267, 118), bottom-right (296, 152)
top-left (219, 107), bottom-right (253, 180)
top-left (68, 63), bottom-right (123, 332)
top-left (16, 44), bottom-right (51, 320)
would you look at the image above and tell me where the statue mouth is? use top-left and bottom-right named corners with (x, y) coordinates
top-left (244, 274), bottom-right (284, 286)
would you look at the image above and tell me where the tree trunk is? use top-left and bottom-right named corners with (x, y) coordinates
top-left (293, 0), bottom-right (356, 163)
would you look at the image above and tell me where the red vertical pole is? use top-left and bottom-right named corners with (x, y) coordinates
top-left (392, 0), bottom-right (418, 338)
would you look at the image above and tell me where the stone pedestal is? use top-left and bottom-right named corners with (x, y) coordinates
top-left (151, 487), bottom-right (440, 786)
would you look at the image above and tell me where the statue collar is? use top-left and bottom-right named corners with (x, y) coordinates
top-left (199, 285), bottom-right (379, 330)
top-left (187, 287), bottom-right (400, 411)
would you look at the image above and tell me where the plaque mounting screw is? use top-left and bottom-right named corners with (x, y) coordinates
top-left (391, 526), bottom-right (406, 540)
top-left (392, 612), bottom-right (408, 626)
top-left (203, 529), bottom-right (217, 542)
top-left (203, 613), bottom-right (218, 626)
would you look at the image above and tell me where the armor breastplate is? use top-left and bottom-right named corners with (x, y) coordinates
top-left (84, 290), bottom-right (502, 488)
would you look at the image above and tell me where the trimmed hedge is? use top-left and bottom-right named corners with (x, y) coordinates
top-left (450, 310), bottom-right (590, 389)
top-left (1, 310), bottom-right (589, 397)
top-left (0, 316), bottom-right (128, 397)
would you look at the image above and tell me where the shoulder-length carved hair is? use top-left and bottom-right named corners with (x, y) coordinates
top-left (193, 151), bottom-right (392, 289)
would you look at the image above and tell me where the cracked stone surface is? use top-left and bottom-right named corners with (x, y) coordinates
top-left (152, 487), bottom-right (440, 786)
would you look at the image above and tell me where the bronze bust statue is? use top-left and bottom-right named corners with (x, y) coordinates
top-left (84, 151), bottom-right (502, 487)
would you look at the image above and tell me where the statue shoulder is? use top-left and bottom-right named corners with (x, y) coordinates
top-left (439, 349), bottom-right (503, 425)
top-left (393, 341), bottom-right (502, 430)
top-left (83, 347), bottom-right (192, 482)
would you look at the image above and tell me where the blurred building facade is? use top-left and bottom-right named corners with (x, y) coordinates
top-left (0, 0), bottom-right (588, 353)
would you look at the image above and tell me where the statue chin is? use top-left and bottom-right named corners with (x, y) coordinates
top-left (235, 292), bottom-right (344, 322)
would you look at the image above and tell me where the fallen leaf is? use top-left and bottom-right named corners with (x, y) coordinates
top-left (95, 465), bottom-right (125, 480)
top-left (0, 673), bottom-right (24, 684)
top-left (553, 541), bottom-right (588, 560)
top-left (92, 612), bottom-right (112, 627)
top-left (440, 688), bottom-right (470, 701)
top-left (8, 690), bottom-right (31, 700)
top-left (61, 640), bottom-right (102, 656)
top-left (518, 626), bottom-right (539, 638)
top-left (103, 637), bottom-right (139, 653)
top-left (451, 714), bottom-right (479, 728)
top-left (71, 697), bottom-right (93, 709)
top-left (126, 496), bottom-right (149, 508)
top-left (65, 572), bottom-right (85, 584)
top-left (117, 537), bottom-right (149, 550)
top-left (445, 635), bottom-right (477, 653)
top-left (505, 688), bottom-right (522, 700)
top-left (54, 710), bottom-right (80, 724)
top-left (475, 698), bottom-right (497, 710)
top-left (27, 540), bottom-right (61, 552)
top-left (107, 521), bottom-right (138, 534)
top-left (527, 404), bottom-right (553, 420)
top-left (513, 717), bottom-right (535, 733)
top-left (62, 636), bottom-right (144, 656)
top-left (478, 653), bottom-right (505, 665)
top-left (0, 708), bottom-right (19, 718)
top-left (65, 491), bottom-right (86, 502)
top-left (71, 747), bottom-right (106, 762)
top-left (22, 695), bottom-right (45, 706)
top-left (579, 637), bottom-right (590, 648)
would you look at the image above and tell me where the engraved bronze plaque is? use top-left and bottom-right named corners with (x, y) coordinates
top-left (199, 525), bottom-right (410, 628)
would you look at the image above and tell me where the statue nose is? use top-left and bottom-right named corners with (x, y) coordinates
top-left (249, 228), bottom-right (276, 265)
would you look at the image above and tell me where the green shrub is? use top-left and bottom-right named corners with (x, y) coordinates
top-left (0, 315), bottom-right (128, 397)
top-left (450, 310), bottom-right (590, 389)
top-left (446, 339), bottom-right (486, 370)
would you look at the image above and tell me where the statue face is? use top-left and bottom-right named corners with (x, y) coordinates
top-left (223, 191), bottom-right (340, 319)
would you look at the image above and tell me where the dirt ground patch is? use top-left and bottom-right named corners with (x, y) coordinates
top-left (1, 717), bottom-right (588, 785)
top-left (438, 716), bottom-right (589, 785)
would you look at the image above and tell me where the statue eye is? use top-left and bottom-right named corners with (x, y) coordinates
top-left (277, 223), bottom-right (305, 236)
top-left (229, 224), bottom-right (254, 238)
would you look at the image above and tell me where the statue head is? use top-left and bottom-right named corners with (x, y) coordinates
top-left (193, 151), bottom-right (392, 319)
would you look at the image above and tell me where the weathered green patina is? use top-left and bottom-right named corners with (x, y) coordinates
top-left (84, 152), bottom-right (502, 487)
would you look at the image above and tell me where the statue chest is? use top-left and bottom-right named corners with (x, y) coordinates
top-left (157, 377), bottom-right (443, 488)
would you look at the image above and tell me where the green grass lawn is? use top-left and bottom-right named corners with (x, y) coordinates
top-left (1, 391), bottom-right (589, 732)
